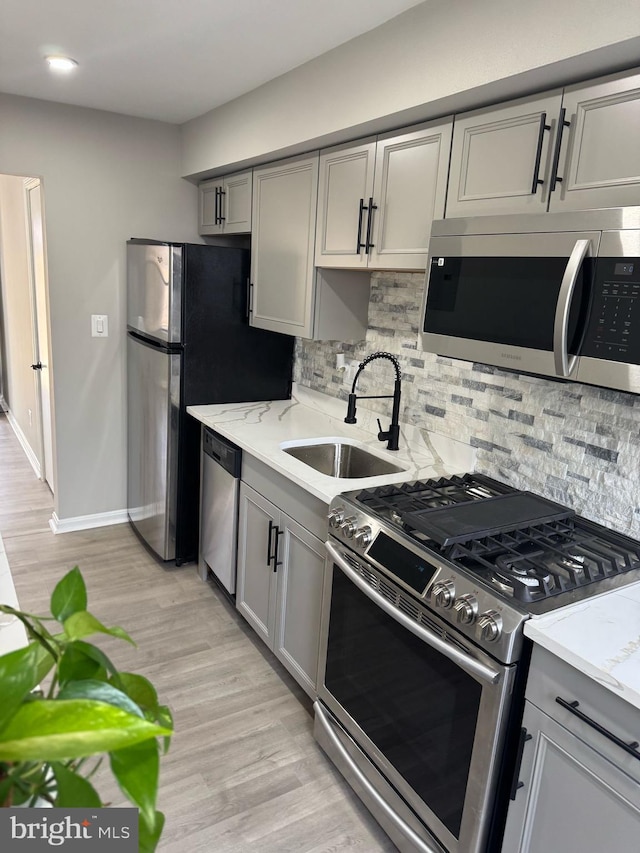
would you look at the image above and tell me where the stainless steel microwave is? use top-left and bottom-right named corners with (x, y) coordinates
top-left (421, 208), bottom-right (640, 394)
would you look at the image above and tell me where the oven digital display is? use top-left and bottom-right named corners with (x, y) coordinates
top-left (368, 533), bottom-right (438, 592)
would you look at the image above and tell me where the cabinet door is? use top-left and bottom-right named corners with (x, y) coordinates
top-left (273, 515), bottom-right (325, 698)
top-left (369, 118), bottom-right (453, 270)
top-left (501, 701), bottom-right (640, 853)
top-left (549, 68), bottom-right (640, 212)
top-left (223, 170), bottom-right (252, 233)
top-left (315, 139), bottom-right (376, 269)
top-left (236, 483), bottom-right (278, 648)
top-left (250, 153), bottom-right (319, 337)
top-left (446, 91), bottom-right (563, 218)
top-left (198, 178), bottom-right (224, 235)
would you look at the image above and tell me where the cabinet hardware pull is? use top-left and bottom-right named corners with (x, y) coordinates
top-left (267, 519), bottom-right (276, 567)
top-left (549, 108), bottom-right (571, 193)
top-left (556, 697), bottom-right (640, 761)
top-left (273, 526), bottom-right (283, 572)
top-left (509, 727), bottom-right (532, 800)
top-left (214, 186), bottom-right (220, 225)
top-left (530, 113), bottom-right (551, 194)
top-left (365, 196), bottom-right (377, 253)
top-left (31, 361), bottom-right (43, 370)
top-left (246, 279), bottom-right (253, 320)
top-left (219, 189), bottom-right (226, 223)
top-left (356, 198), bottom-right (366, 253)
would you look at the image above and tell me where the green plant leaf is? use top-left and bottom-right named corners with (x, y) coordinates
top-left (0, 700), bottom-right (171, 762)
top-left (110, 740), bottom-right (159, 829)
top-left (59, 640), bottom-right (123, 689)
top-left (0, 643), bottom-right (54, 733)
top-left (50, 566), bottom-right (87, 623)
top-left (63, 611), bottom-right (135, 645)
top-left (58, 645), bottom-right (105, 685)
top-left (57, 680), bottom-right (143, 718)
top-left (116, 673), bottom-right (159, 712)
top-left (139, 809), bottom-right (165, 853)
top-left (50, 761), bottom-right (102, 807)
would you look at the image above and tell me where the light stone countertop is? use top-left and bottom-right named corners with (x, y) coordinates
top-left (525, 585), bottom-right (640, 712)
top-left (187, 383), bottom-right (476, 504)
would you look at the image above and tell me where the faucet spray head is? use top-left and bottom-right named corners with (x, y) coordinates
top-left (344, 393), bottom-right (357, 424)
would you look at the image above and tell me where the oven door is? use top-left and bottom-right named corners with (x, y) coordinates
top-left (315, 540), bottom-right (517, 853)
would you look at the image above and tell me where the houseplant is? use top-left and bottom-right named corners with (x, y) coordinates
top-left (0, 566), bottom-right (173, 852)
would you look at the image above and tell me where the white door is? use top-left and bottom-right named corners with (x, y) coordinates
top-left (24, 178), bottom-right (55, 492)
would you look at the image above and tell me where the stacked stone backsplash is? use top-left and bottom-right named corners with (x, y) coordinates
top-left (294, 271), bottom-right (640, 539)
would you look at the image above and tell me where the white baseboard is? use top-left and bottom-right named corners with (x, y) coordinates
top-left (49, 509), bottom-right (129, 535)
top-left (5, 408), bottom-right (41, 479)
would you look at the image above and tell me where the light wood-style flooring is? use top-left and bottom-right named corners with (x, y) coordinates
top-left (0, 413), bottom-right (396, 851)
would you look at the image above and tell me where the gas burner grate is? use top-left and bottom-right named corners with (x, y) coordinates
top-left (356, 472), bottom-right (512, 517)
top-left (445, 518), bottom-right (640, 603)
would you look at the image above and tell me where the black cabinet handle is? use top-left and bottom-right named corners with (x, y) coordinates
top-left (273, 527), bottom-right (283, 572)
top-left (530, 113), bottom-right (551, 194)
top-left (246, 279), bottom-right (253, 320)
top-left (31, 362), bottom-right (43, 370)
top-left (509, 727), bottom-right (532, 800)
top-left (549, 108), bottom-right (571, 193)
top-left (214, 186), bottom-right (220, 225)
top-left (556, 697), bottom-right (640, 761)
top-left (365, 196), bottom-right (377, 253)
top-left (356, 198), bottom-right (366, 253)
top-left (267, 519), bottom-right (276, 567)
top-left (218, 189), bottom-right (226, 223)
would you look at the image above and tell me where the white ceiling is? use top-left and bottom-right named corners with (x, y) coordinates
top-left (0, 0), bottom-right (426, 124)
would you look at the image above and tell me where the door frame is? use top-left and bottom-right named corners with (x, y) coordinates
top-left (23, 177), bottom-right (56, 493)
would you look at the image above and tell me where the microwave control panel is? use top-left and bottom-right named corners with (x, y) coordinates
top-left (582, 257), bottom-right (640, 364)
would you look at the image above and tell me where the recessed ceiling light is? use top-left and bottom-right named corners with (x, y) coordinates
top-left (45, 55), bottom-right (79, 73)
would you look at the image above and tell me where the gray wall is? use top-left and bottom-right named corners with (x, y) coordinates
top-left (295, 273), bottom-right (640, 539)
top-left (0, 94), bottom-right (200, 522)
top-left (181, 0), bottom-right (640, 179)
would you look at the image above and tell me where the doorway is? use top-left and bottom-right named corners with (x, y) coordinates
top-left (0, 174), bottom-right (55, 494)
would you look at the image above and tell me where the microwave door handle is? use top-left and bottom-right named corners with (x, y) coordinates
top-left (553, 238), bottom-right (590, 377)
top-left (326, 541), bottom-right (501, 685)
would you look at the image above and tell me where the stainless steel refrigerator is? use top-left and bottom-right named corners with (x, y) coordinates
top-left (126, 239), bottom-right (293, 565)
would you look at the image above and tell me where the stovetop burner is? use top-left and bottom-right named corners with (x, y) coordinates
top-left (351, 473), bottom-right (640, 607)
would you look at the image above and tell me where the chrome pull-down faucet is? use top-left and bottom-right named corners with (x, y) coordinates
top-left (344, 352), bottom-right (402, 451)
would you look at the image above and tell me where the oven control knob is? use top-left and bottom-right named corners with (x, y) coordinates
top-left (431, 579), bottom-right (455, 609)
top-left (454, 594), bottom-right (478, 625)
top-left (340, 516), bottom-right (357, 538)
top-left (328, 507), bottom-right (345, 528)
top-left (354, 526), bottom-right (373, 548)
top-left (477, 610), bottom-right (503, 643)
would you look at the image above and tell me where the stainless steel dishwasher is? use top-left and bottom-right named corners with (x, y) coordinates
top-left (199, 427), bottom-right (242, 596)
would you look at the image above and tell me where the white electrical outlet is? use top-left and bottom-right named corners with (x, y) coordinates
top-left (91, 314), bottom-right (109, 337)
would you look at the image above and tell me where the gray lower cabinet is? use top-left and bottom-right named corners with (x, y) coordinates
top-left (447, 65), bottom-right (640, 218)
top-left (236, 463), bottom-right (327, 698)
top-left (501, 646), bottom-right (640, 852)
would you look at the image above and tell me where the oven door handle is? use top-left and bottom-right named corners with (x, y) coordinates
top-left (326, 541), bottom-right (501, 686)
top-left (314, 701), bottom-right (447, 853)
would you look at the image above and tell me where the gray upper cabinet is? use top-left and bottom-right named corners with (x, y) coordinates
top-left (447, 66), bottom-right (640, 218)
top-left (446, 90), bottom-right (563, 218)
top-left (315, 118), bottom-right (453, 271)
top-left (198, 169), bottom-right (252, 235)
top-left (250, 152), bottom-right (370, 341)
top-left (549, 68), bottom-right (640, 211)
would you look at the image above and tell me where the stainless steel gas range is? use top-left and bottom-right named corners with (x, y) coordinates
top-left (313, 473), bottom-right (640, 853)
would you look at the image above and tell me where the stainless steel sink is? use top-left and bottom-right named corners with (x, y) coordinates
top-left (281, 441), bottom-right (406, 479)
